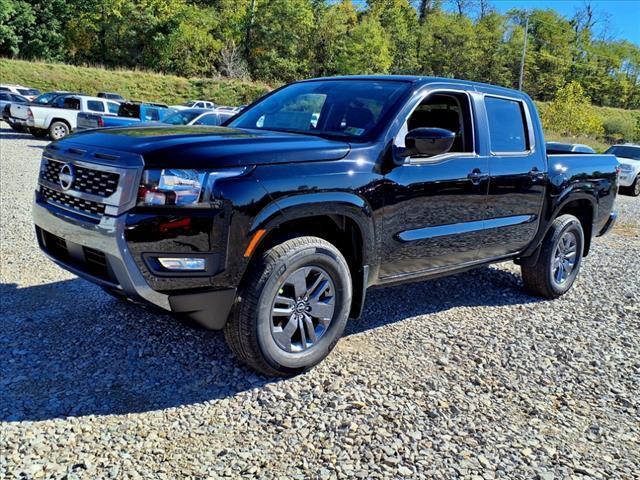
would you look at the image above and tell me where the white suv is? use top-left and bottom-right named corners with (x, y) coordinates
top-left (606, 144), bottom-right (640, 196)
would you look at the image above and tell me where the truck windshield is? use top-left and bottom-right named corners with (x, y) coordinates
top-left (605, 146), bottom-right (640, 160)
top-left (228, 80), bottom-right (410, 140)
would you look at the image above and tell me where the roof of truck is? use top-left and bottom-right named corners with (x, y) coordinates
top-left (298, 75), bottom-right (530, 98)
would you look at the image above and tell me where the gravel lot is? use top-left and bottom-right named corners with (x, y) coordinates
top-left (1, 125), bottom-right (639, 479)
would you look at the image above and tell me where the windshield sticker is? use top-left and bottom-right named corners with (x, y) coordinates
top-left (344, 127), bottom-right (365, 136)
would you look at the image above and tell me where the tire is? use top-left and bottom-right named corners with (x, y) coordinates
top-left (224, 236), bottom-right (352, 376)
top-left (521, 214), bottom-right (584, 299)
top-left (48, 121), bottom-right (69, 140)
top-left (628, 175), bottom-right (640, 197)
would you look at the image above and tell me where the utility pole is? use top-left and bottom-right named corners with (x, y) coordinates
top-left (519, 14), bottom-right (529, 91)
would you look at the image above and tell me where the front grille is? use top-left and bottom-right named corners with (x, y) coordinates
top-left (41, 186), bottom-right (105, 217)
top-left (42, 158), bottom-right (119, 197)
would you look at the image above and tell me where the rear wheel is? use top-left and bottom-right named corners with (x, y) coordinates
top-left (521, 214), bottom-right (584, 299)
top-left (224, 236), bottom-right (352, 376)
top-left (49, 121), bottom-right (69, 140)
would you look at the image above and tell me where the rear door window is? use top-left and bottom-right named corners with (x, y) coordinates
top-left (145, 108), bottom-right (160, 121)
top-left (107, 102), bottom-right (120, 114)
top-left (0, 93), bottom-right (9, 101)
top-left (63, 98), bottom-right (81, 110)
top-left (87, 100), bottom-right (105, 112)
top-left (485, 96), bottom-right (529, 153)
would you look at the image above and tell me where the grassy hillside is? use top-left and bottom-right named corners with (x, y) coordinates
top-left (0, 59), bottom-right (270, 106)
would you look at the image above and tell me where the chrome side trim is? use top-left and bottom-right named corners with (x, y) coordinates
top-left (396, 214), bottom-right (536, 242)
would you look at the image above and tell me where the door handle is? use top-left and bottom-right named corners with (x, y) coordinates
top-left (467, 168), bottom-right (489, 185)
top-left (528, 167), bottom-right (543, 180)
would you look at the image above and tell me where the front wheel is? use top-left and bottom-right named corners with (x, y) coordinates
top-left (224, 236), bottom-right (352, 376)
top-left (521, 214), bottom-right (584, 299)
top-left (48, 121), bottom-right (69, 140)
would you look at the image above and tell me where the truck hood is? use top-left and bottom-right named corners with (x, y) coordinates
top-left (64, 126), bottom-right (351, 168)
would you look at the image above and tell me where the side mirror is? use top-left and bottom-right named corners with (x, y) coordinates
top-left (399, 127), bottom-right (455, 158)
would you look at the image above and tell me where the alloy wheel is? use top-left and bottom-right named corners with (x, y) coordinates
top-left (270, 266), bottom-right (335, 353)
top-left (52, 124), bottom-right (67, 140)
top-left (551, 231), bottom-right (578, 285)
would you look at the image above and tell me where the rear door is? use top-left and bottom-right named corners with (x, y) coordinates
top-left (476, 95), bottom-right (546, 259)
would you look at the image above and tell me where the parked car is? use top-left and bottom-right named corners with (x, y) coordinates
top-left (8, 92), bottom-right (77, 132)
top-left (161, 108), bottom-right (235, 126)
top-left (76, 102), bottom-right (176, 130)
top-left (25, 95), bottom-right (121, 140)
top-left (546, 142), bottom-right (596, 154)
top-left (0, 84), bottom-right (41, 101)
top-left (97, 92), bottom-right (126, 101)
top-left (605, 144), bottom-right (640, 196)
top-left (32, 76), bottom-right (619, 376)
top-left (171, 100), bottom-right (216, 110)
top-left (0, 93), bottom-right (29, 122)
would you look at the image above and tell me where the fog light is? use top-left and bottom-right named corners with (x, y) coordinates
top-left (158, 257), bottom-right (206, 271)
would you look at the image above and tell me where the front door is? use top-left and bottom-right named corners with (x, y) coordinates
top-left (378, 90), bottom-right (490, 280)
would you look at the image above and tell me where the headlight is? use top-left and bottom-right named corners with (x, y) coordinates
top-left (619, 163), bottom-right (633, 172)
top-left (137, 168), bottom-right (247, 206)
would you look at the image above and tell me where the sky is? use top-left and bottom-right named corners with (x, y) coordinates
top-left (489, 1), bottom-right (640, 46)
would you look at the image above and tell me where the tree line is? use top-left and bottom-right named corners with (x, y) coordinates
top-left (1, 0), bottom-right (640, 110)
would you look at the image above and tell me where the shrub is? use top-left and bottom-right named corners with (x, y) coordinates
top-left (542, 81), bottom-right (604, 137)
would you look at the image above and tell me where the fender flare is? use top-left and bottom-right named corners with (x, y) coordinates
top-left (519, 189), bottom-right (597, 263)
top-left (249, 191), bottom-right (377, 268)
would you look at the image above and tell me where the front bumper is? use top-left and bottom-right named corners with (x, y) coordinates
top-left (33, 198), bottom-right (236, 329)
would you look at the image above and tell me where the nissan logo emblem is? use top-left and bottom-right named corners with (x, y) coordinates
top-left (59, 163), bottom-right (75, 191)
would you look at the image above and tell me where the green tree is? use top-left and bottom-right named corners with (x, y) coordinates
top-left (471, 12), bottom-right (513, 87)
top-left (311, 0), bottom-right (358, 76)
top-left (417, 11), bottom-right (476, 79)
top-left (509, 9), bottom-right (574, 100)
top-left (249, 0), bottom-right (315, 82)
top-left (333, 14), bottom-right (392, 75)
top-left (0, 0), bottom-right (35, 57)
top-left (542, 81), bottom-right (604, 137)
top-left (367, 0), bottom-right (419, 73)
top-left (150, 5), bottom-right (222, 77)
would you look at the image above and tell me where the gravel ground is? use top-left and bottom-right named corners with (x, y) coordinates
top-left (1, 125), bottom-right (639, 479)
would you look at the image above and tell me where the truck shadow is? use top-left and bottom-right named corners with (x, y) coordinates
top-left (0, 266), bottom-right (540, 422)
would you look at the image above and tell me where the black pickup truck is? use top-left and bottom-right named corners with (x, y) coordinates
top-left (33, 76), bottom-right (619, 376)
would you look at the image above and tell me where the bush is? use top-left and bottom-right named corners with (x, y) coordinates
top-left (542, 81), bottom-right (604, 137)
